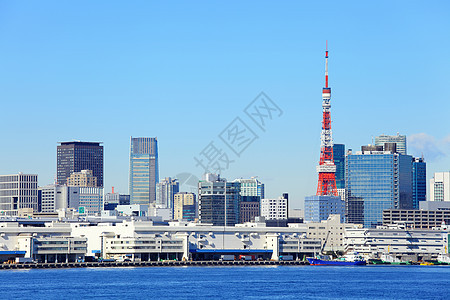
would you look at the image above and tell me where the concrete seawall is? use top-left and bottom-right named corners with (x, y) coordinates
top-left (0, 260), bottom-right (308, 269)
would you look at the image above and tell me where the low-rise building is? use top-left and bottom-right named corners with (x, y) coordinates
top-left (0, 221), bottom-right (86, 263)
top-left (104, 190), bottom-right (131, 211)
top-left (300, 214), bottom-right (361, 253)
top-left (0, 217), bottom-right (322, 262)
top-left (345, 223), bottom-right (449, 261)
top-left (383, 209), bottom-right (450, 229)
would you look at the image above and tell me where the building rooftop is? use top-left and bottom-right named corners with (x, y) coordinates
top-left (58, 141), bottom-right (103, 146)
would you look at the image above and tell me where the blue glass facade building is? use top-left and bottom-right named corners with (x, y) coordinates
top-left (333, 144), bottom-right (346, 189)
top-left (182, 204), bottom-right (196, 222)
top-left (198, 176), bottom-right (241, 226)
top-left (304, 195), bottom-right (345, 223)
top-left (346, 150), bottom-right (413, 228)
top-left (129, 137), bottom-right (159, 205)
top-left (412, 157), bottom-right (426, 209)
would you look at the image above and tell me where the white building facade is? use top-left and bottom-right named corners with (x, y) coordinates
top-left (39, 184), bottom-right (68, 213)
top-left (0, 173), bottom-right (38, 216)
top-left (0, 218), bottom-right (321, 262)
top-left (430, 172), bottom-right (450, 202)
top-left (345, 224), bottom-right (449, 261)
top-left (261, 197), bottom-right (288, 220)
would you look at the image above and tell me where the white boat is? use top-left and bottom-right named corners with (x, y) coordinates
top-left (340, 251), bottom-right (366, 262)
top-left (380, 253), bottom-right (402, 263)
top-left (437, 253), bottom-right (450, 263)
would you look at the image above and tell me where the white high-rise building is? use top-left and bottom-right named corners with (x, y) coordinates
top-left (0, 173), bottom-right (38, 216)
top-left (156, 177), bottom-right (179, 213)
top-left (430, 172), bottom-right (450, 202)
top-left (261, 197), bottom-right (288, 220)
top-left (39, 184), bottom-right (68, 213)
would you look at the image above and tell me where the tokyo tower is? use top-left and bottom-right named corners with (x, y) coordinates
top-left (316, 43), bottom-right (337, 196)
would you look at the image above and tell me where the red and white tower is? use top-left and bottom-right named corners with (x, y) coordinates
top-left (316, 43), bottom-right (337, 196)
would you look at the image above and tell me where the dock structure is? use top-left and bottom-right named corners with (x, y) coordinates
top-left (0, 260), bottom-right (308, 270)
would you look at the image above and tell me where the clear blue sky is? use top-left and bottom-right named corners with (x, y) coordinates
top-left (1, 1), bottom-right (449, 208)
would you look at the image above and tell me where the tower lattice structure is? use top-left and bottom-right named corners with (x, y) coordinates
top-left (316, 44), bottom-right (337, 196)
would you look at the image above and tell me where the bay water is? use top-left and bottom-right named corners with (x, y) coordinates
top-left (1, 265), bottom-right (449, 299)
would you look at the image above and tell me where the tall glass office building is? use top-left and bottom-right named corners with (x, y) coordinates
top-left (304, 195), bottom-right (345, 223)
top-left (346, 149), bottom-right (413, 228)
top-left (333, 144), bottom-right (345, 189)
top-left (198, 174), bottom-right (241, 226)
top-left (129, 137), bottom-right (159, 205)
top-left (412, 157), bottom-right (426, 209)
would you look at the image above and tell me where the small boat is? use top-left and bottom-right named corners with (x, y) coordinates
top-left (437, 253), bottom-right (450, 264)
top-left (380, 253), bottom-right (410, 265)
top-left (307, 252), bottom-right (366, 266)
top-left (368, 258), bottom-right (385, 265)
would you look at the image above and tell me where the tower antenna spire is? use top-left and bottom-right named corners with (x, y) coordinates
top-left (325, 40), bottom-right (329, 88)
top-left (316, 42), bottom-right (337, 196)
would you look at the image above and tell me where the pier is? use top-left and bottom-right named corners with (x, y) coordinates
top-left (0, 260), bottom-right (309, 270)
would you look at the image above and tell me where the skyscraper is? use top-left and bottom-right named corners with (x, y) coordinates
top-left (430, 172), bottom-right (450, 202)
top-left (129, 137), bottom-right (159, 205)
top-left (333, 144), bottom-right (345, 189)
top-left (412, 157), bottom-right (426, 209)
top-left (375, 133), bottom-right (407, 155)
top-left (57, 141), bottom-right (103, 187)
top-left (198, 174), bottom-right (241, 226)
top-left (346, 146), bottom-right (413, 227)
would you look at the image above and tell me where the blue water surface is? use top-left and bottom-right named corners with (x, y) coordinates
top-left (1, 265), bottom-right (449, 299)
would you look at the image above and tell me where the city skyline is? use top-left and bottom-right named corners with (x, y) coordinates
top-left (1, 1), bottom-right (449, 209)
